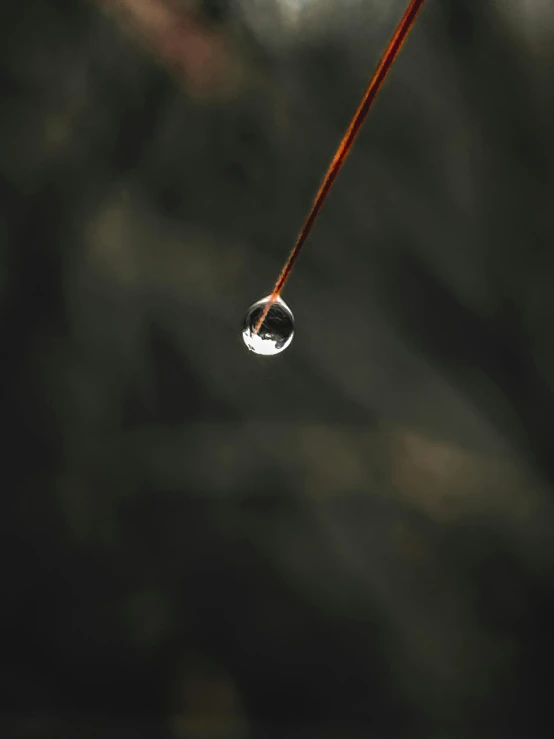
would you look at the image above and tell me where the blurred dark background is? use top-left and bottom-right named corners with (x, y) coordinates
top-left (2, 0), bottom-right (554, 736)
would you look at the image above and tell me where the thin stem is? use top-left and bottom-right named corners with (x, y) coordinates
top-left (255, 0), bottom-right (426, 333)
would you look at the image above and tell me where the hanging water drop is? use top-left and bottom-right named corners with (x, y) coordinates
top-left (240, 1), bottom-right (424, 358)
top-left (242, 296), bottom-right (295, 356)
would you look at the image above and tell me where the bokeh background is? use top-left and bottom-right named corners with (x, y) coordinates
top-left (2, 0), bottom-right (554, 736)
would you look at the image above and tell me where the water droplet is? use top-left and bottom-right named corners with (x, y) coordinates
top-left (242, 295), bottom-right (294, 356)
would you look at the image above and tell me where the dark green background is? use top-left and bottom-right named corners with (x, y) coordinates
top-left (2, 1), bottom-right (554, 736)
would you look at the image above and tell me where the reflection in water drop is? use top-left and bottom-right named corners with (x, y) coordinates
top-left (242, 296), bottom-right (295, 356)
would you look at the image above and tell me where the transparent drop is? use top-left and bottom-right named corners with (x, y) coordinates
top-left (242, 295), bottom-right (295, 356)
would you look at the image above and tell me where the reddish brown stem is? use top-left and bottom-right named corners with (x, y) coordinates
top-left (255, 0), bottom-right (426, 334)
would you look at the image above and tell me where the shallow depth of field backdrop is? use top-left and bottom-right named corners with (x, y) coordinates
top-left (2, 1), bottom-right (554, 737)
